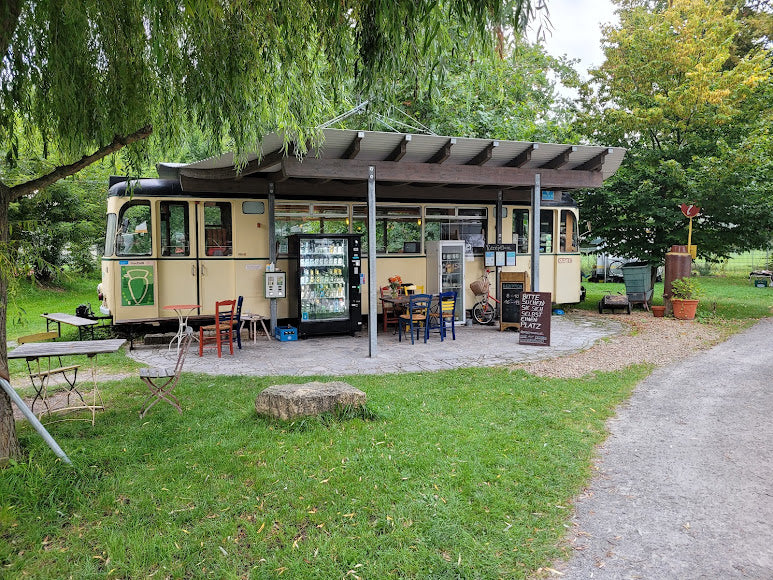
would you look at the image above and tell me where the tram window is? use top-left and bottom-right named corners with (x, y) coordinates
top-left (560, 210), bottom-right (579, 253)
top-left (353, 206), bottom-right (421, 254)
top-left (512, 209), bottom-right (529, 253)
top-left (425, 207), bottom-right (487, 255)
top-left (274, 203), bottom-right (349, 254)
top-left (204, 202), bottom-right (232, 256)
top-left (116, 202), bottom-right (152, 256)
top-left (540, 210), bottom-right (554, 254)
top-left (161, 202), bottom-right (190, 256)
top-left (104, 213), bottom-right (117, 256)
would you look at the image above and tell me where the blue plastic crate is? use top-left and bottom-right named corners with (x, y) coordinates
top-left (274, 325), bottom-right (298, 342)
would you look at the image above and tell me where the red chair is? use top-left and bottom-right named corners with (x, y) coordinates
top-left (380, 286), bottom-right (401, 332)
top-left (199, 300), bottom-right (235, 357)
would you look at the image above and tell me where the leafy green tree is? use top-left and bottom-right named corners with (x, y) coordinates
top-left (0, 1), bottom-right (542, 459)
top-left (574, 0), bottom-right (773, 265)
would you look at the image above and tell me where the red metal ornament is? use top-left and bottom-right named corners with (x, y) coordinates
top-left (680, 203), bottom-right (701, 218)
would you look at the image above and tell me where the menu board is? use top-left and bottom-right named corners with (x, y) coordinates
top-left (500, 282), bottom-right (525, 329)
top-left (518, 292), bottom-right (552, 346)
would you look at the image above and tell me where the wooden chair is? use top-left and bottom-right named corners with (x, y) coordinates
top-left (199, 299), bottom-right (235, 357)
top-left (380, 286), bottom-right (401, 332)
top-left (428, 291), bottom-right (457, 341)
top-left (398, 294), bottom-right (431, 344)
top-left (139, 332), bottom-right (192, 417)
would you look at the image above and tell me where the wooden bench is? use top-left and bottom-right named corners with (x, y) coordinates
top-left (42, 312), bottom-right (99, 340)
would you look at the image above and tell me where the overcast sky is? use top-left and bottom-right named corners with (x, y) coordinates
top-left (531, 0), bottom-right (619, 75)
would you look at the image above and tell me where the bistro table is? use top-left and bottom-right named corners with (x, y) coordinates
top-left (164, 304), bottom-right (200, 352)
top-left (381, 293), bottom-right (438, 335)
top-left (8, 338), bottom-right (126, 425)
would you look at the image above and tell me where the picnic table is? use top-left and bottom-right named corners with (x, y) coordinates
top-left (42, 312), bottom-right (98, 340)
top-left (8, 338), bottom-right (126, 425)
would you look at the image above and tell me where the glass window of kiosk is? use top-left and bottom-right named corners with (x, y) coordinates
top-left (275, 203), bottom-right (349, 254)
top-left (560, 209), bottom-right (579, 253)
top-left (160, 201), bottom-right (190, 256)
top-left (203, 202), bottom-right (232, 256)
top-left (425, 207), bottom-right (487, 255)
top-left (540, 209), bottom-right (554, 253)
top-left (512, 208), bottom-right (530, 253)
top-left (352, 205), bottom-right (422, 254)
top-left (116, 201), bottom-right (152, 256)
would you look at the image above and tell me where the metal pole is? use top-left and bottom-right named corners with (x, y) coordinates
top-left (367, 166), bottom-right (378, 357)
top-left (1, 378), bottom-right (72, 465)
top-left (531, 174), bottom-right (541, 291)
top-left (268, 183), bottom-right (277, 332)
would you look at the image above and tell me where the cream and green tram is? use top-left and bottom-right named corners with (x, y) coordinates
top-left (99, 177), bottom-right (582, 325)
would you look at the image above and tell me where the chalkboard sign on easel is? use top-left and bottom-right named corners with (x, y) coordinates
top-left (499, 271), bottom-right (530, 331)
top-left (518, 291), bottom-right (552, 346)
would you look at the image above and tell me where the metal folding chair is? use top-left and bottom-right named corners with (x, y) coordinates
top-left (139, 333), bottom-right (193, 417)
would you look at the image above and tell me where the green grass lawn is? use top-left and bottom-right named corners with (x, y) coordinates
top-left (577, 275), bottom-right (773, 321)
top-left (2, 367), bottom-right (650, 578)
top-left (2, 274), bottom-right (771, 578)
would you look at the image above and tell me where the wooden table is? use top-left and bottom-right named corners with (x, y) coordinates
top-left (8, 339), bottom-right (126, 425)
top-left (42, 312), bottom-right (99, 340)
top-left (163, 304), bottom-right (201, 352)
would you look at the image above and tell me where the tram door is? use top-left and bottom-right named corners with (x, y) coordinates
top-left (196, 201), bottom-right (236, 312)
top-left (157, 200), bottom-right (197, 310)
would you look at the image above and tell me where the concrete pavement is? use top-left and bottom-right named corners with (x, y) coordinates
top-left (128, 313), bottom-right (625, 376)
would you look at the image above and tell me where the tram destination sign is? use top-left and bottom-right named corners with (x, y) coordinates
top-left (518, 292), bottom-right (552, 346)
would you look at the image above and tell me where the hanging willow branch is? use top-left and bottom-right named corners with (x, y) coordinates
top-left (4, 125), bottom-right (152, 201)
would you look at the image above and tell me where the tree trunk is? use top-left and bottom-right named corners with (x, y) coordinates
top-left (0, 185), bottom-right (22, 461)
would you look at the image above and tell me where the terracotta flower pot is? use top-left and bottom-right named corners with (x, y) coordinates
top-left (671, 299), bottom-right (699, 320)
top-left (651, 305), bottom-right (666, 318)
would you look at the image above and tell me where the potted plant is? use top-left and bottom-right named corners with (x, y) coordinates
top-left (670, 276), bottom-right (702, 320)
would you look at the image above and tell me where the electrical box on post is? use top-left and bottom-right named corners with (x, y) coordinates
top-left (265, 271), bottom-right (286, 299)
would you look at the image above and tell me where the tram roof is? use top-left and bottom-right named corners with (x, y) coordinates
top-left (156, 128), bottom-right (625, 204)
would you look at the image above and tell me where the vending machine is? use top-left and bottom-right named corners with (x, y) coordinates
top-left (287, 234), bottom-right (363, 337)
top-left (426, 240), bottom-right (466, 323)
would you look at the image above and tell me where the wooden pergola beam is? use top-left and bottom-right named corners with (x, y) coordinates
top-left (575, 148), bottom-right (612, 171)
top-left (384, 135), bottom-right (411, 162)
top-left (466, 141), bottom-right (499, 166)
top-left (342, 131), bottom-right (365, 159)
top-left (277, 157), bottom-right (603, 189)
top-left (540, 146), bottom-right (577, 169)
top-left (505, 143), bottom-right (538, 168)
top-left (427, 138), bottom-right (456, 164)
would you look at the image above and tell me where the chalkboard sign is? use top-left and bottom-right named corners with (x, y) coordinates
top-left (500, 282), bottom-right (525, 329)
top-left (519, 292), bottom-right (552, 346)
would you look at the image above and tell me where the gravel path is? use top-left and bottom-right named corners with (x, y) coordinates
top-left (555, 317), bottom-right (773, 579)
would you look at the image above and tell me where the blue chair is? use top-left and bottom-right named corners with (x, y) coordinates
top-left (398, 294), bottom-right (431, 344)
top-left (230, 296), bottom-right (244, 349)
top-left (428, 291), bottom-right (457, 341)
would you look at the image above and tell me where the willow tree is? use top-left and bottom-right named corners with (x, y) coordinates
top-left (0, 1), bottom-right (543, 459)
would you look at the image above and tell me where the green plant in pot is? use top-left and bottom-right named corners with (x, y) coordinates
top-left (670, 276), bottom-right (702, 320)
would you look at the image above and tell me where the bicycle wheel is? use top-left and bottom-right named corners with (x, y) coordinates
top-left (473, 300), bottom-right (495, 325)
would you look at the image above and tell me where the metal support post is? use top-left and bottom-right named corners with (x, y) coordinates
top-left (268, 183), bottom-right (277, 332)
top-left (531, 174), bottom-right (541, 291)
top-left (367, 166), bottom-right (378, 357)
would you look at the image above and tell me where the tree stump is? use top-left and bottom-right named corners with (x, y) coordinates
top-left (255, 381), bottom-right (366, 421)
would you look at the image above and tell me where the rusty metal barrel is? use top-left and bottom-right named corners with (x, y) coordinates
top-left (664, 245), bottom-right (692, 300)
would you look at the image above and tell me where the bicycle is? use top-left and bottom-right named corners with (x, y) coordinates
top-left (470, 269), bottom-right (500, 325)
